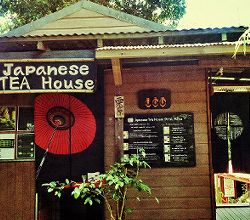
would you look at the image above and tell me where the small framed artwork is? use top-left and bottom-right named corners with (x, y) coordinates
top-left (0, 106), bottom-right (16, 131)
top-left (18, 107), bottom-right (34, 131)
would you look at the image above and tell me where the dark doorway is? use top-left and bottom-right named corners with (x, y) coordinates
top-left (210, 92), bottom-right (250, 208)
top-left (36, 70), bottom-right (104, 220)
top-left (211, 93), bottom-right (250, 173)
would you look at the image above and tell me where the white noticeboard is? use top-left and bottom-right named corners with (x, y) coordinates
top-left (0, 148), bottom-right (15, 159)
top-left (0, 134), bottom-right (15, 159)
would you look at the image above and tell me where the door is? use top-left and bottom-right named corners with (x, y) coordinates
top-left (211, 93), bottom-right (250, 206)
top-left (35, 76), bottom-right (104, 220)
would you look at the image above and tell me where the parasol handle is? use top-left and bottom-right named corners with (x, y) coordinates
top-left (36, 126), bottom-right (58, 180)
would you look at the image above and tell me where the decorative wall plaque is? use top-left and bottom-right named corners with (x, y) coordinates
top-left (138, 89), bottom-right (171, 109)
top-left (114, 96), bottom-right (124, 118)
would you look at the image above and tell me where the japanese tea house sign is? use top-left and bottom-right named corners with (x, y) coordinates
top-left (0, 61), bottom-right (97, 93)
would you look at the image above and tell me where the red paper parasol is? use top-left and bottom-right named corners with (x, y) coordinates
top-left (34, 94), bottom-right (96, 155)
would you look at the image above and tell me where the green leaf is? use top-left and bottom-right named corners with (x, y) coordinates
top-left (94, 197), bottom-right (101, 204)
top-left (49, 181), bottom-right (57, 188)
top-left (73, 187), bottom-right (81, 199)
top-left (57, 191), bottom-right (62, 198)
top-left (115, 184), bottom-right (119, 190)
top-left (124, 208), bottom-right (133, 214)
top-left (84, 197), bottom-right (93, 206)
top-left (42, 183), bottom-right (49, 186)
top-left (140, 149), bottom-right (146, 158)
top-left (95, 188), bottom-right (102, 195)
top-left (47, 188), bottom-right (53, 193)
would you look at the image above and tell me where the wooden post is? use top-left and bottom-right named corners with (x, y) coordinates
top-left (37, 41), bottom-right (50, 51)
top-left (112, 58), bottom-right (124, 160)
top-left (114, 96), bottom-right (124, 160)
top-left (111, 58), bottom-right (122, 86)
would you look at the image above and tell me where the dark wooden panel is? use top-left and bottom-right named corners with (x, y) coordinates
top-left (140, 175), bottom-right (210, 187)
top-left (0, 162), bottom-right (35, 220)
top-left (0, 162), bottom-right (8, 220)
top-left (152, 186), bottom-right (211, 198)
top-left (128, 209), bottom-right (212, 220)
top-left (0, 94), bottom-right (36, 106)
top-left (104, 92), bottom-right (207, 106)
top-left (104, 65), bottom-right (211, 220)
top-left (105, 81), bottom-right (206, 94)
top-left (121, 68), bottom-right (206, 83)
top-left (127, 197), bottom-right (211, 209)
top-left (0, 50), bottom-right (95, 60)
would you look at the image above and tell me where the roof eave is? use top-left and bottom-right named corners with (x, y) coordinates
top-left (79, 0), bottom-right (170, 31)
top-left (1, 1), bottom-right (83, 38)
top-left (1, 0), bottom-right (170, 38)
top-left (96, 43), bottom-right (240, 59)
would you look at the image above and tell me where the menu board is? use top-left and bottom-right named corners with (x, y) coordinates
top-left (16, 134), bottom-right (35, 159)
top-left (123, 113), bottom-right (195, 167)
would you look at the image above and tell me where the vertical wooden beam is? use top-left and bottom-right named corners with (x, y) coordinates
top-left (111, 59), bottom-right (124, 159)
top-left (114, 96), bottom-right (124, 160)
top-left (158, 36), bottom-right (164, 45)
top-left (221, 33), bottom-right (227, 41)
top-left (97, 39), bottom-right (103, 48)
top-left (114, 117), bottom-right (124, 160)
top-left (37, 41), bottom-right (50, 51)
top-left (206, 69), bottom-right (216, 220)
top-left (111, 58), bottom-right (123, 86)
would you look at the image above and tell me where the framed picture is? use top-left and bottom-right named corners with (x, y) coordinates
top-left (0, 106), bottom-right (16, 131)
top-left (18, 107), bottom-right (34, 131)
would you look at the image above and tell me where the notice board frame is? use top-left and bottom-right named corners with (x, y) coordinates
top-left (123, 112), bottom-right (196, 167)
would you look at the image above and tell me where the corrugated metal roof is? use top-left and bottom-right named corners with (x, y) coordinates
top-left (0, 0), bottom-right (247, 39)
top-left (176, 26), bottom-right (247, 32)
top-left (1, 25), bottom-right (247, 39)
top-left (1, 0), bottom-right (170, 38)
top-left (96, 41), bottom-right (245, 59)
top-left (97, 41), bottom-right (238, 51)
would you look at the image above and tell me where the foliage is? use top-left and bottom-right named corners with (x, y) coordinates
top-left (228, 183), bottom-right (249, 204)
top-left (42, 149), bottom-right (158, 220)
top-left (0, 0), bottom-right (77, 32)
top-left (0, 0), bottom-right (186, 33)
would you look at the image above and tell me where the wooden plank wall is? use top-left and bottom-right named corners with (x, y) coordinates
top-left (104, 65), bottom-right (213, 220)
top-left (0, 162), bottom-right (35, 220)
top-left (0, 94), bottom-right (36, 220)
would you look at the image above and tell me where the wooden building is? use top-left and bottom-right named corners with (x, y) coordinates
top-left (0, 1), bottom-right (249, 219)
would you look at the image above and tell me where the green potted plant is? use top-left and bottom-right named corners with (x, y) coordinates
top-left (43, 149), bottom-right (158, 220)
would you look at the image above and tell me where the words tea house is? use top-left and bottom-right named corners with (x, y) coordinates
top-left (0, 61), bottom-right (96, 92)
